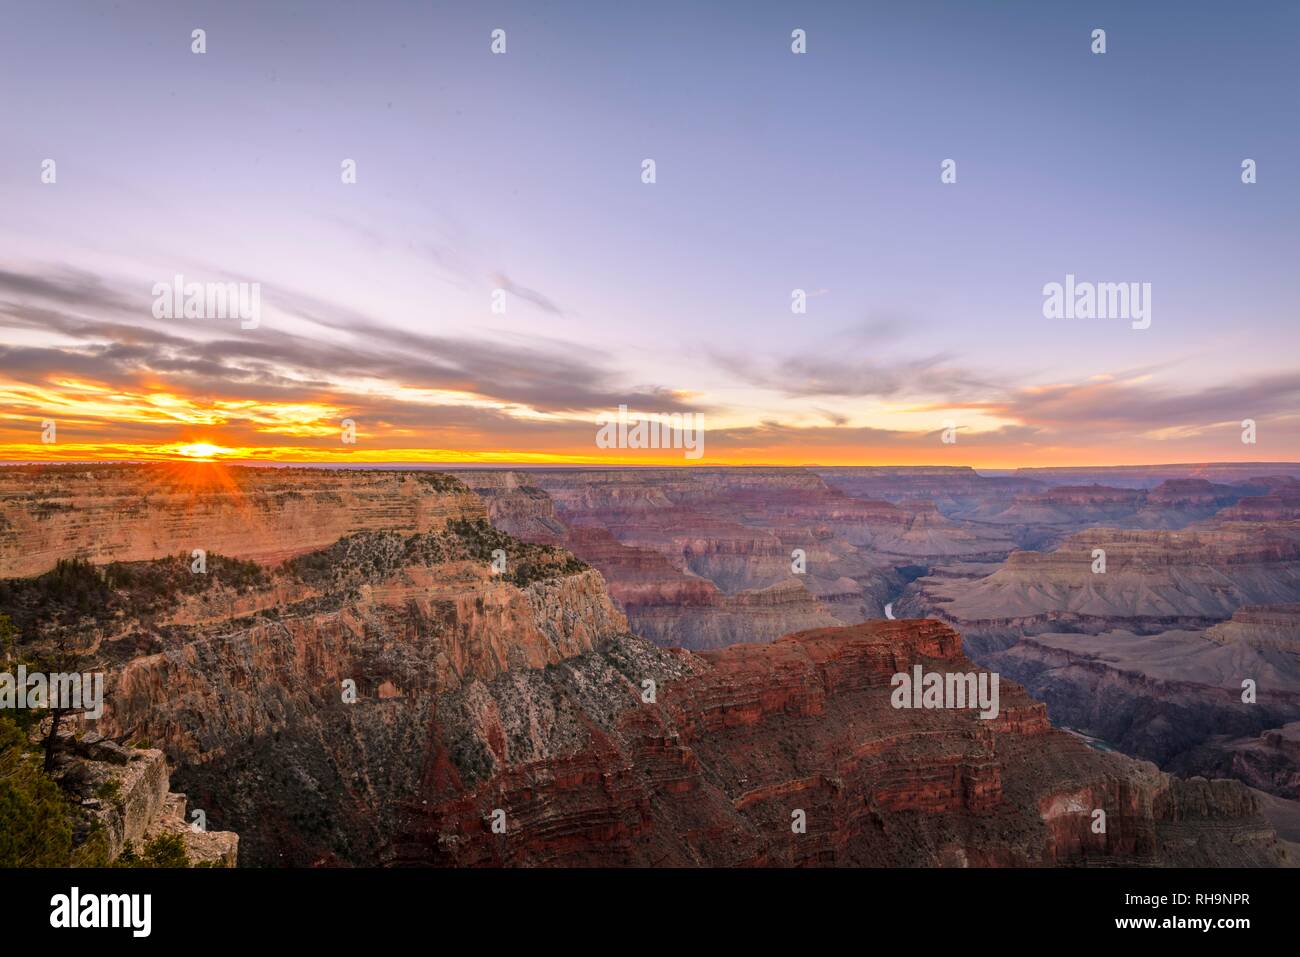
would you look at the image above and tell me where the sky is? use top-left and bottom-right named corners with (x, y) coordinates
top-left (0, 0), bottom-right (1297, 468)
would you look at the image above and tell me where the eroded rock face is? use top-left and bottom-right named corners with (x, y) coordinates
top-left (916, 600), bottom-right (1300, 815)
top-left (1207, 604), bottom-right (1300, 654)
top-left (84, 523), bottom-right (628, 866)
top-left (901, 522), bottom-right (1300, 639)
top-left (890, 487), bottom-right (1300, 820)
top-left (77, 521), bottom-right (614, 858)
top-left (393, 620), bottom-right (1283, 867)
top-left (80, 552), bottom-right (1285, 867)
top-left (460, 468), bottom-right (1288, 651)
top-left (458, 468), bottom-right (1014, 651)
top-left (960, 480), bottom-right (1241, 534)
top-left (1217, 478), bottom-right (1300, 522)
top-left (48, 731), bottom-right (238, 867)
top-left (0, 464), bottom-right (484, 578)
top-left (1206, 723), bottom-right (1300, 799)
top-left (2, 464), bottom-right (1289, 868)
top-left (450, 470), bottom-right (566, 542)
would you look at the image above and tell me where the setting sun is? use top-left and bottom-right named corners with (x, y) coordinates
top-left (173, 443), bottom-right (232, 460)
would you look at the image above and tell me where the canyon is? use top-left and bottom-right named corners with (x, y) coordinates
top-left (893, 477), bottom-right (1300, 820)
top-left (2, 462), bottom-right (1293, 866)
top-left (461, 464), bottom-right (1300, 842)
top-left (458, 467), bottom-right (1015, 650)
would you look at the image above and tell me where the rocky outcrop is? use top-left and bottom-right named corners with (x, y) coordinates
top-left (483, 468), bottom-right (1014, 650)
top-left (963, 480), bottom-right (1241, 533)
top-left (393, 620), bottom-right (1283, 867)
top-left (3, 464), bottom-right (1290, 869)
top-left (0, 463), bottom-right (484, 578)
top-left (1204, 724), bottom-right (1300, 799)
top-left (84, 523), bottom-right (625, 865)
top-left (962, 604), bottom-right (1300, 806)
top-left (625, 576), bottom-right (845, 650)
top-left (455, 470), bottom-right (567, 542)
top-left (1206, 604), bottom-right (1300, 654)
top-left (896, 502), bottom-right (1300, 807)
top-left (980, 628), bottom-right (1300, 760)
top-left (534, 525), bottom-right (844, 650)
top-left (901, 522), bottom-right (1300, 639)
top-left (1217, 478), bottom-right (1300, 522)
top-left (48, 730), bottom-right (238, 866)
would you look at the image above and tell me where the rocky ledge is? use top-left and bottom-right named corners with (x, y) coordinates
top-left (392, 619), bottom-right (1285, 867)
top-left (46, 729), bottom-right (238, 866)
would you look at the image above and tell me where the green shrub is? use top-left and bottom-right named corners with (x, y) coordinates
top-left (95, 778), bottom-right (122, 802)
top-left (0, 714), bottom-right (75, 867)
top-left (114, 833), bottom-right (190, 869)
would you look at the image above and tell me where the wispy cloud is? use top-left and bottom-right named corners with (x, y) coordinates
top-left (489, 272), bottom-right (563, 316)
top-left (2, 264), bottom-right (1297, 466)
top-left (710, 348), bottom-right (996, 401)
top-left (0, 263), bottom-right (699, 458)
top-left (984, 371), bottom-right (1300, 438)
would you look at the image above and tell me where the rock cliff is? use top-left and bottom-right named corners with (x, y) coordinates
top-left (0, 463), bottom-right (483, 578)
top-left (392, 620), bottom-right (1283, 866)
top-left (901, 521), bottom-right (1300, 639)
top-left (1, 463), bottom-right (1288, 868)
top-left (459, 468), bottom-right (1012, 651)
top-left (46, 730), bottom-right (238, 866)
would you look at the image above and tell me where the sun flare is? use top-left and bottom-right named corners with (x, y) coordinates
top-left (173, 443), bottom-right (232, 460)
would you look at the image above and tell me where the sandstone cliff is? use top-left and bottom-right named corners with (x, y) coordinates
top-left (46, 729), bottom-right (238, 866)
top-left (2, 464), bottom-right (1288, 868)
top-left (460, 468), bottom-right (1014, 651)
top-left (70, 543), bottom-right (1287, 866)
top-left (901, 521), bottom-right (1300, 639)
top-left (0, 463), bottom-right (484, 578)
top-left (392, 620), bottom-right (1283, 866)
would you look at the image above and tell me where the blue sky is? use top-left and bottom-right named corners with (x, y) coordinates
top-left (0, 0), bottom-right (1296, 465)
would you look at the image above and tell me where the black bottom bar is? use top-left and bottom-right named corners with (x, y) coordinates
top-left (3, 866), bottom-right (1285, 943)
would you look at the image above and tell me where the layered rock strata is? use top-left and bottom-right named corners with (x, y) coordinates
top-left (0, 463), bottom-right (483, 578)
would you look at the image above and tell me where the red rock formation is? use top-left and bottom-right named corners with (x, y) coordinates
top-left (451, 470), bottom-right (566, 542)
top-left (3, 464), bottom-right (1289, 868)
top-left (457, 468), bottom-right (1014, 650)
top-left (1217, 478), bottom-right (1300, 521)
top-left (0, 463), bottom-right (484, 577)
top-left (903, 522), bottom-right (1300, 634)
top-left (395, 620), bottom-right (1282, 867)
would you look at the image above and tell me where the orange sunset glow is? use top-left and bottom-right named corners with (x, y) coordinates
top-left (2, 369), bottom-right (1298, 469)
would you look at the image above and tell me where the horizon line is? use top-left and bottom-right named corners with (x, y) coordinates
top-left (3, 459), bottom-right (1299, 473)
